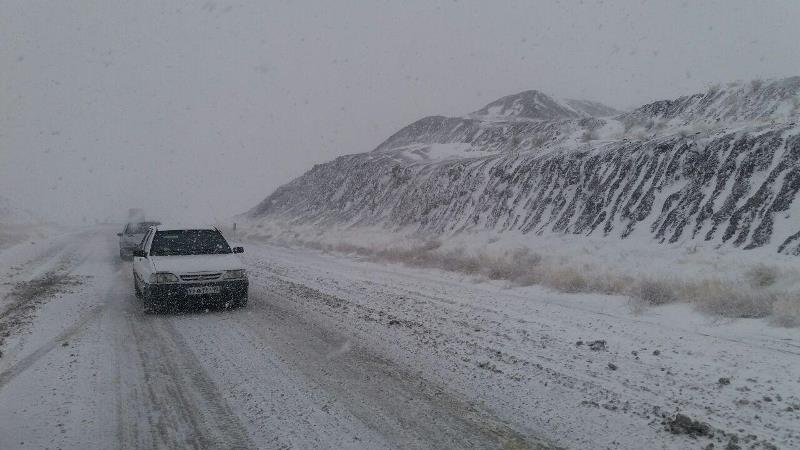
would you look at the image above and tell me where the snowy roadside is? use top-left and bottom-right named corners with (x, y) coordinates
top-left (0, 223), bottom-right (52, 252)
top-left (0, 224), bottom-right (91, 302)
top-left (0, 228), bottom-right (98, 362)
top-left (235, 221), bottom-right (800, 327)
top-left (244, 241), bottom-right (799, 449)
top-left (0, 194), bottom-right (59, 252)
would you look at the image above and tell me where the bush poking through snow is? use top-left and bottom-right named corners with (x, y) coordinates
top-left (367, 245), bottom-right (545, 284)
top-left (587, 340), bottom-right (607, 351)
top-left (744, 264), bottom-right (778, 288)
top-left (664, 414), bottom-right (711, 437)
top-left (544, 267), bottom-right (588, 293)
top-left (689, 280), bottom-right (777, 319)
top-left (633, 279), bottom-right (677, 305)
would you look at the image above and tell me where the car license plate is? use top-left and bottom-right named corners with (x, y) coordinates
top-left (186, 286), bottom-right (220, 295)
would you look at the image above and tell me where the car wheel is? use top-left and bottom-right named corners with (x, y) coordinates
top-left (134, 274), bottom-right (142, 299)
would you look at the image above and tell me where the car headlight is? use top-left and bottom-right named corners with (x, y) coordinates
top-left (150, 272), bottom-right (178, 284)
top-left (223, 269), bottom-right (247, 279)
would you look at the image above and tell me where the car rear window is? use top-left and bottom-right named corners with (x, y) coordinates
top-left (149, 230), bottom-right (232, 256)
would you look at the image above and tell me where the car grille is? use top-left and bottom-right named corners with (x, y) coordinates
top-left (180, 272), bottom-right (222, 282)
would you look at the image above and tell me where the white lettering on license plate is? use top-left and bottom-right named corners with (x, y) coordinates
top-left (186, 286), bottom-right (221, 295)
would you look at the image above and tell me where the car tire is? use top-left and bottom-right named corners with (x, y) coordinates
top-left (134, 273), bottom-right (142, 299)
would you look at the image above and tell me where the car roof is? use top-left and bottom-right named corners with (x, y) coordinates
top-left (154, 224), bottom-right (218, 232)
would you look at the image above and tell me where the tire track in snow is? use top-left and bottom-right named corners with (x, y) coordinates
top-left (234, 285), bottom-right (555, 450)
top-left (0, 239), bottom-right (97, 390)
top-left (0, 240), bottom-right (85, 319)
top-left (114, 298), bottom-right (254, 450)
top-left (0, 304), bottom-right (103, 390)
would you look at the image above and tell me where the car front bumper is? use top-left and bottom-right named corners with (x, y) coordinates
top-left (143, 279), bottom-right (248, 308)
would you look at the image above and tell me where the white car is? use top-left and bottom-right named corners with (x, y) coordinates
top-left (132, 224), bottom-right (248, 312)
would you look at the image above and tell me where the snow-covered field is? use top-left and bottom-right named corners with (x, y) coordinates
top-left (238, 221), bottom-right (800, 327)
top-left (0, 227), bottom-right (797, 449)
top-left (0, 196), bottom-right (53, 251)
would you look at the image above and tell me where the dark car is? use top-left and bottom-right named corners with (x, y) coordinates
top-left (118, 221), bottom-right (160, 260)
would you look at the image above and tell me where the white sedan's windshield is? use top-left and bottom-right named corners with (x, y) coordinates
top-left (150, 230), bottom-right (231, 256)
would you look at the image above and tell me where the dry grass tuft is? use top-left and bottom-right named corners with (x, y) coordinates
top-left (634, 279), bottom-right (678, 306)
top-left (687, 280), bottom-right (777, 319)
top-left (543, 267), bottom-right (588, 293)
top-left (744, 264), bottom-right (778, 288)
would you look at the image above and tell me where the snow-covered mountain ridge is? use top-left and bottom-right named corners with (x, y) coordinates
top-left (248, 77), bottom-right (800, 255)
top-left (470, 89), bottom-right (620, 121)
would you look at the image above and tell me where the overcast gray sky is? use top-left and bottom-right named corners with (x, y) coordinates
top-left (2, 0), bottom-right (799, 224)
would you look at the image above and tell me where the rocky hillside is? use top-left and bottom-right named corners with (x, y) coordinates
top-left (471, 89), bottom-right (620, 121)
top-left (247, 77), bottom-right (800, 255)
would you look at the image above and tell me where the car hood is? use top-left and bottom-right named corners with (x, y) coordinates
top-left (150, 254), bottom-right (244, 274)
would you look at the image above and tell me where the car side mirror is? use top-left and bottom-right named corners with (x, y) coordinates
top-left (132, 249), bottom-right (147, 258)
top-left (232, 246), bottom-right (244, 254)
top-left (117, 232), bottom-right (123, 237)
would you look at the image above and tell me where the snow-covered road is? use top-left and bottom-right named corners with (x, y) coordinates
top-left (0, 228), bottom-right (797, 449)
